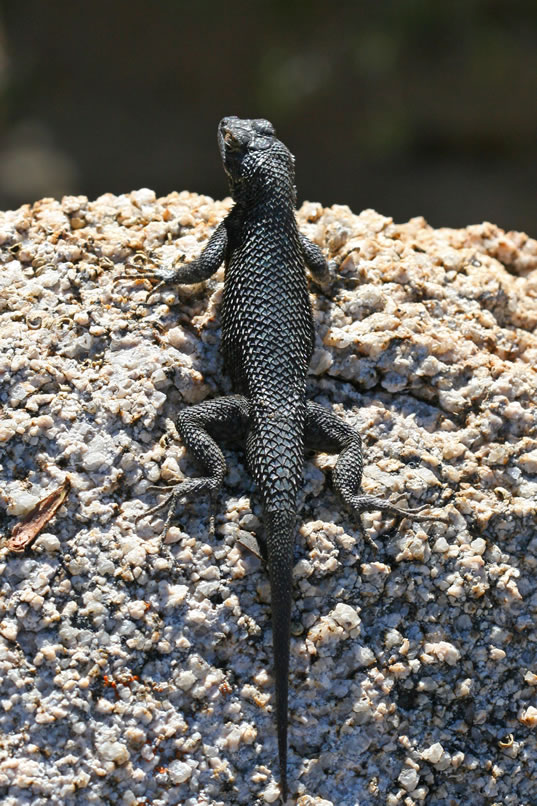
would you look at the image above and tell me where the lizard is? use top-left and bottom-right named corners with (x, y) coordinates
top-left (133, 116), bottom-right (443, 801)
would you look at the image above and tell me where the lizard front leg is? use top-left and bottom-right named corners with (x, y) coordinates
top-left (139, 394), bottom-right (249, 535)
top-left (126, 219), bottom-right (229, 290)
top-left (305, 401), bottom-right (445, 522)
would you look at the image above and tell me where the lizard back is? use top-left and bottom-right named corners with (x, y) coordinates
top-left (220, 131), bottom-right (315, 406)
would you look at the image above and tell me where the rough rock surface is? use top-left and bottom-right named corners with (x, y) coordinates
top-left (1, 189), bottom-right (537, 806)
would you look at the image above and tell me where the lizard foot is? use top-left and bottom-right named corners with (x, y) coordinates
top-left (136, 477), bottom-right (219, 537)
top-left (118, 253), bottom-right (187, 294)
top-left (348, 493), bottom-right (450, 523)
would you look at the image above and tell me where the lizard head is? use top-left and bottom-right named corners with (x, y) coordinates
top-left (218, 116), bottom-right (296, 203)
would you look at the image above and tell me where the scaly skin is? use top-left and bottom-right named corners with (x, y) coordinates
top-left (137, 117), bottom-right (443, 801)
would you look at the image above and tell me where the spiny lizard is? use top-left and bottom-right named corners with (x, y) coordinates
top-left (135, 116), bottom-right (443, 801)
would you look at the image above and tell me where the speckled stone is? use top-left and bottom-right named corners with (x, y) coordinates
top-left (1, 191), bottom-right (536, 805)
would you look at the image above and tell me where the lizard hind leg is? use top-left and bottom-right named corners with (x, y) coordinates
top-left (138, 395), bottom-right (250, 536)
top-left (305, 401), bottom-right (445, 524)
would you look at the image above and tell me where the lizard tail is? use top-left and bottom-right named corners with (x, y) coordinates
top-left (265, 508), bottom-right (296, 802)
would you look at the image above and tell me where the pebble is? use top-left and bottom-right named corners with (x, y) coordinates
top-left (519, 706), bottom-right (537, 727)
top-left (398, 766), bottom-right (420, 792)
top-left (98, 741), bottom-right (130, 764)
top-left (331, 602), bottom-right (360, 631)
top-left (422, 641), bottom-right (461, 665)
top-left (168, 760), bottom-right (192, 784)
top-left (262, 783), bottom-right (282, 803)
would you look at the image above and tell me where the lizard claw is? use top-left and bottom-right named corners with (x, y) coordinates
top-left (136, 478), bottom-right (220, 537)
top-left (118, 252), bottom-right (186, 293)
top-left (134, 487), bottom-right (177, 526)
top-left (347, 493), bottom-right (449, 523)
top-left (120, 252), bottom-right (159, 280)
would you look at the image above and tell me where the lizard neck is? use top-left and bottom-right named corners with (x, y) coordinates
top-left (230, 149), bottom-right (297, 213)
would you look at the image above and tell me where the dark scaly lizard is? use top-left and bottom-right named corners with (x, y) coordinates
top-left (135, 117), bottom-right (443, 800)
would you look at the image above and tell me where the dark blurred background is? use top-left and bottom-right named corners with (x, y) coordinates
top-left (1, 0), bottom-right (536, 233)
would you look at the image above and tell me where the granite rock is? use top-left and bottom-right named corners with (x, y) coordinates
top-left (1, 190), bottom-right (536, 805)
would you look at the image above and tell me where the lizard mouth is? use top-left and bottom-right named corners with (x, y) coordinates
top-left (220, 124), bottom-right (242, 152)
top-left (218, 118), bottom-right (247, 177)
